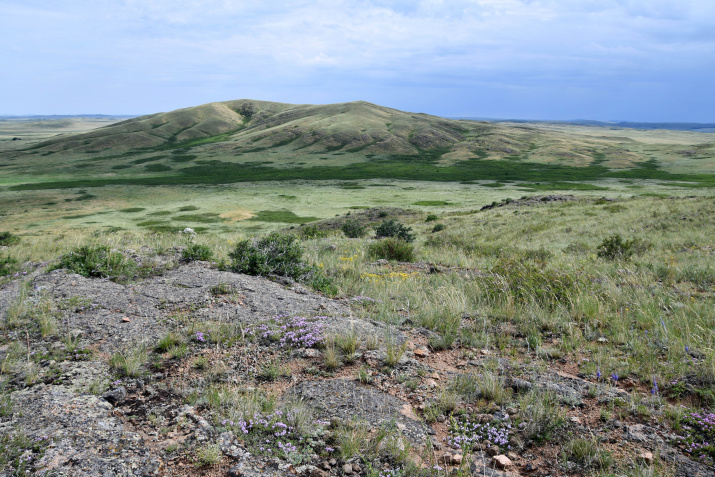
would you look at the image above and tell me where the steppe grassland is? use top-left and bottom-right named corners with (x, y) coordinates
top-left (4, 192), bottom-right (714, 394)
top-left (0, 177), bottom-right (712, 263)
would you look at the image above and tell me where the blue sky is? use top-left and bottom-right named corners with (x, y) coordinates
top-left (2, 0), bottom-right (714, 121)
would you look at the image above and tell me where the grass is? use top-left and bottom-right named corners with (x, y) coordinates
top-left (250, 210), bottom-right (320, 224)
top-left (0, 116), bottom-right (714, 474)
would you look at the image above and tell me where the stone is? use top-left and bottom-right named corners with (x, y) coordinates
top-left (451, 454), bottom-right (463, 465)
top-left (342, 463), bottom-right (353, 474)
top-left (638, 451), bottom-right (654, 465)
top-left (101, 386), bottom-right (127, 406)
top-left (488, 445), bottom-right (500, 456)
top-left (302, 348), bottom-right (321, 358)
top-left (425, 379), bottom-right (438, 388)
top-left (413, 348), bottom-right (429, 358)
top-left (569, 416), bottom-right (581, 424)
top-left (430, 372), bottom-right (440, 380)
top-left (122, 317), bottom-right (131, 323)
top-left (493, 455), bottom-right (513, 469)
top-left (507, 451), bottom-right (518, 461)
top-left (311, 469), bottom-right (329, 477)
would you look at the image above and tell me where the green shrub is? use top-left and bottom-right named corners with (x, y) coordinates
top-left (56, 245), bottom-right (136, 281)
top-left (368, 238), bottom-right (415, 262)
top-left (431, 223), bottom-right (446, 233)
top-left (374, 219), bottom-right (414, 243)
top-left (341, 219), bottom-right (367, 238)
top-left (0, 232), bottom-right (20, 246)
top-left (299, 224), bottom-right (329, 239)
top-left (228, 232), bottom-right (336, 295)
top-left (597, 234), bottom-right (649, 260)
top-left (0, 254), bottom-right (19, 277)
top-left (425, 214), bottom-right (438, 222)
top-left (228, 232), bottom-right (305, 278)
top-left (182, 243), bottom-right (213, 262)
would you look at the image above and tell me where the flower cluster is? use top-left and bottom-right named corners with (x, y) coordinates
top-left (220, 409), bottom-right (326, 465)
top-left (194, 331), bottom-right (206, 342)
top-left (447, 416), bottom-right (511, 451)
top-left (252, 315), bottom-right (327, 348)
top-left (678, 412), bottom-right (715, 465)
top-left (360, 271), bottom-right (419, 283)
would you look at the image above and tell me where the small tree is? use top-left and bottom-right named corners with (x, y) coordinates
top-left (341, 219), bottom-right (366, 238)
top-left (374, 219), bottom-right (414, 243)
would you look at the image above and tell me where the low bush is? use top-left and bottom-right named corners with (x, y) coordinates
top-left (597, 234), bottom-right (650, 260)
top-left (56, 245), bottom-right (136, 281)
top-left (368, 238), bottom-right (415, 262)
top-left (299, 224), bottom-right (329, 240)
top-left (425, 214), bottom-right (438, 222)
top-left (0, 232), bottom-right (20, 246)
top-left (0, 254), bottom-right (19, 277)
top-left (374, 219), bottom-right (414, 243)
top-left (182, 243), bottom-right (213, 262)
top-left (228, 232), bottom-right (336, 295)
top-left (431, 223), bottom-right (446, 233)
top-left (229, 232), bottom-right (305, 278)
top-left (341, 219), bottom-right (367, 238)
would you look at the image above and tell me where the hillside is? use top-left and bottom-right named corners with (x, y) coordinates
top-left (10, 99), bottom-right (711, 177)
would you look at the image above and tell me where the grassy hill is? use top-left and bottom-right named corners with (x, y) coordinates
top-left (0, 99), bottom-right (713, 235)
top-left (5, 99), bottom-right (713, 188)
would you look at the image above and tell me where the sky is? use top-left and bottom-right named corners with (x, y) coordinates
top-left (2, 0), bottom-right (714, 121)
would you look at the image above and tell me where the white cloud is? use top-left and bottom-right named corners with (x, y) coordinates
top-left (0, 0), bottom-right (713, 118)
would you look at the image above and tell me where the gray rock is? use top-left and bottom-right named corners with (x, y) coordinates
top-left (101, 386), bottom-right (127, 406)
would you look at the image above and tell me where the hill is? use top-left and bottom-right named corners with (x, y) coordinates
top-left (0, 98), bottom-right (713, 200)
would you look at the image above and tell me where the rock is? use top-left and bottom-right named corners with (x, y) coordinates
top-left (302, 348), bottom-right (321, 358)
top-left (451, 454), bottom-right (463, 465)
top-left (343, 463), bottom-right (353, 474)
top-left (488, 445), bottom-right (500, 456)
top-left (121, 317), bottom-right (131, 323)
top-left (476, 413), bottom-right (492, 423)
top-left (70, 329), bottom-right (84, 339)
top-left (638, 451), bottom-right (654, 465)
top-left (507, 451), bottom-right (518, 461)
top-left (430, 372), bottom-right (440, 380)
top-left (182, 228), bottom-right (196, 235)
top-left (569, 416), bottom-right (581, 424)
top-left (311, 469), bottom-right (329, 477)
top-left (413, 348), bottom-right (429, 358)
top-left (101, 386), bottom-right (127, 406)
top-left (425, 379), bottom-right (438, 388)
top-left (492, 455), bottom-right (513, 469)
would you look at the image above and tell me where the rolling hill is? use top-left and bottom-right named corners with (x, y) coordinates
top-left (1, 99), bottom-right (713, 191)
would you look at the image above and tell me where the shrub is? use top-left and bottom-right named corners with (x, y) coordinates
top-left (597, 234), bottom-right (649, 260)
top-left (425, 214), bottom-right (438, 223)
top-left (0, 232), bottom-right (20, 246)
top-left (228, 232), bottom-right (336, 295)
top-left (228, 232), bottom-right (305, 278)
top-left (368, 238), bottom-right (415, 262)
top-left (0, 254), bottom-right (19, 277)
top-left (299, 224), bottom-right (329, 240)
top-left (431, 223), bottom-right (446, 233)
top-left (374, 219), bottom-right (414, 243)
top-left (56, 245), bottom-right (136, 281)
top-left (341, 219), bottom-right (367, 238)
top-left (182, 243), bottom-right (213, 262)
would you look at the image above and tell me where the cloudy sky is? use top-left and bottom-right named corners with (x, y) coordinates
top-left (2, 0), bottom-right (714, 121)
